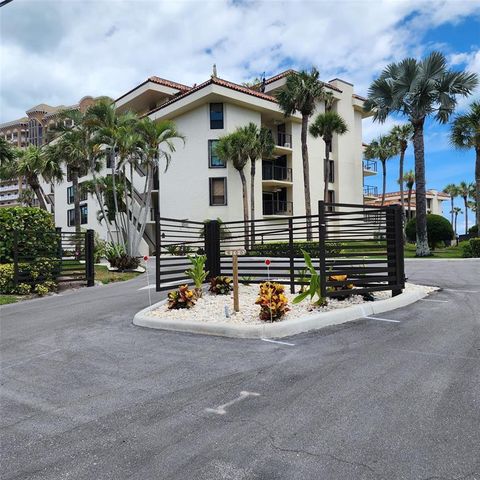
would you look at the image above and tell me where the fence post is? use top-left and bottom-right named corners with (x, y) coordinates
top-left (318, 201), bottom-right (327, 299)
top-left (204, 220), bottom-right (221, 278)
top-left (13, 230), bottom-right (19, 290)
top-left (154, 202), bottom-right (161, 292)
top-left (288, 217), bottom-right (295, 294)
top-left (85, 229), bottom-right (95, 287)
top-left (386, 206), bottom-right (403, 296)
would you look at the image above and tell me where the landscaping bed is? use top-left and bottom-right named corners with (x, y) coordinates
top-left (146, 282), bottom-right (435, 326)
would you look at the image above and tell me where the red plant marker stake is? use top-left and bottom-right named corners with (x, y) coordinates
top-left (144, 255), bottom-right (152, 308)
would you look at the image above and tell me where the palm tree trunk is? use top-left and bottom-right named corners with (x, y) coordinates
top-left (381, 159), bottom-right (386, 206)
top-left (412, 120), bottom-right (430, 256)
top-left (464, 197), bottom-right (468, 234)
top-left (399, 148), bottom-right (405, 224)
top-left (110, 149), bottom-right (126, 248)
top-left (301, 114), bottom-right (312, 240)
top-left (450, 196), bottom-right (454, 228)
top-left (323, 139), bottom-right (330, 203)
top-left (72, 170), bottom-right (81, 235)
top-left (29, 175), bottom-right (47, 210)
top-left (476, 146), bottom-right (480, 236)
top-left (454, 212), bottom-right (458, 236)
top-left (239, 169), bottom-right (249, 250)
top-left (407, 188), bottom-right (412, 221)
top-left (123, 167), bottom-right (131, 255)
top-left (250, 157), bottom-right (256, 247)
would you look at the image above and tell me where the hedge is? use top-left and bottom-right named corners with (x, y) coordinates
top-left (468, 224), bottom-right (479, 237)
top-left (0, 260), bottom-right (57, 294)
top-left (0, 207), bottom-right (57, 263)
top-left (406, 214), bottom-right (454, 248)
top-left (470, 238), bottom-right (480, 257)
top-left (248, 241), bottom-right (342, 257)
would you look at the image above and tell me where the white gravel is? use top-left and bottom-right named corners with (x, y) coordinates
top-left (148, 282), bottom-right (437, 325)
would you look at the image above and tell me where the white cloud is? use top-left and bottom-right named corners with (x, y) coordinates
top-left (1, 0), bottom-right (480, 122)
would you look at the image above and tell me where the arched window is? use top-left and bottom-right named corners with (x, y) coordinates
top-left (28, 119), bottom-right (43, 146)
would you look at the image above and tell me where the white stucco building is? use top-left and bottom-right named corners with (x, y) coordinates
top-left (50, 70), bottom-right (373, 253)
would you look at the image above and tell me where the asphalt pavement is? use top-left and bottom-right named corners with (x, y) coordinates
top-left (1, 259), bottom-right (480, 480)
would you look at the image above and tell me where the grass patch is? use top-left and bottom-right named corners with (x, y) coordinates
top-left (94, 265), bottom-right (142, 284)
top-left (0, 295), bottom-right (19, 305)
top-left (404, 242), bottom-right (464, 258)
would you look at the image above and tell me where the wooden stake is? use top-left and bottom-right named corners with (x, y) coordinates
top-left (233, 253), bottom-right (239, 312)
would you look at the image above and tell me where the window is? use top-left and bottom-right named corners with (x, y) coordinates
top-left (67, 209), bottom-right (75, 227)
top-left (209, 177), bottom-right (227, 206)
top-left (67, 204), bottom-right (88, 226)
top-left (80, 204), bottom-right (88, 224)
top-left (67, 185), bottom-right (87, 204)
top-left (210, 103), bottom-right (224, 129)
top-left (328, 160), bottom-right (335, 183)
top-left (208, 140), bottom-right (225, 168)
top-left (28, 119), bottom-right (43, 146)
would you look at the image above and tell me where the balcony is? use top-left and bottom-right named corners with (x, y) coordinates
top-left (363, 159), bottom-right (377, 177)
top-left (263, 200), bottom-right (293, 216)
top-left (363, 185), bottom-right (378, 199)
top-left (262, 164), bottom-right (292, 185)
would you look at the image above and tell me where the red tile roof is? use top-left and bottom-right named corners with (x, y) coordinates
top-left (144, 76), bottom-right (278, 117)
top-left (353, 93), bottom-right (367, 102)
top-left (261, 69), bottom-right (343, 93)
top-left (148, 76), bottom-right (191, 92)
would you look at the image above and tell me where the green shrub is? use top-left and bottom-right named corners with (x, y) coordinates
top-left (0, 264), bottom-right (15, 294)
top-left (0, 261), bottom-right (58, 294)
top-left (105, 243), bottom-right (140, 271)
top-left (470, 238), bottom-right (480, 257)
top-left (249, 241), bottom-right (341, 258)
top-left (208, 276), bottom-right (233, 295)
top-left (16, 283), bottom-right (32, 295)
top-left (461, 241), bottom-right (473, 258)
top-left (0, 207), bottom-right (56, 263)
top-left (405, 214), bottom-right (454, 248)
top-left (469, 224), bottom-right (479, 237)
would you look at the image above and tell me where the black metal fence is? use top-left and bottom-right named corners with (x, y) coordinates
top-left (12, 229), bottom-right (95, 289)
top-left (154, 202), bottom-right (405, 297)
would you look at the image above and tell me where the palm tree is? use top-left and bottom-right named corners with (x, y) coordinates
top-left (135, 118), bottom-right (184, 255)
top-left (276, 68), bottom-right (325, 235)
top-left (0, 145), bottom-right (63, 210)
top-left (364, 136), bottom-right (397, 205)
top-left (450, 101), bottom-right (480, 235)
top-left (390, 124), bottom-right (413, 219)
top-left (236, 123), bottom-right (275, 222)
top-left (452, 206), bottom-right (462, 237)
top-left (309, 111), bottom-right (348, 202)
top-left (365, 51), bottom-right (478, 256)
top-left (216, 131), bottom-right (250, 247)
top-left (457, 181), bottom-right (474, 234)
top-left (443, 183), bottom-right (459, 228)
top-left (403, 170), bottom-right (415, 220)
top-left (0, 137), bottom-right (15, 163)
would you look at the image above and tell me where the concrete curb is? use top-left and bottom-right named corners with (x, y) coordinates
top-left (133, 288), bottom-right (430, 339)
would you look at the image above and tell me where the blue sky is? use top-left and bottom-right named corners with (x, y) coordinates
top-left (0, 0), bottom-right (479, 229)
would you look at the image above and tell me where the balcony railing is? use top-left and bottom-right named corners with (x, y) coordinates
top-left (262, 164), bottom-right (293, 182)
top-left (276, 131), bottom-right (292, 148)
top-left (363, 159), bottom-right (377, 172)
top-left (263, 200), bottom-right (293, 216)
top-left (363, 185), bottom-right (378, 196)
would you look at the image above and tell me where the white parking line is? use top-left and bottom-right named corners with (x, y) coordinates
top-left (364, 316), bottom-right (400, 323)
top-left (420, 299), bottom-right (449, 303)
top-left (261, 338), bottom-right (295, 346)
top-left (443, 289), bottom-right (479, 293)
top-left (205, 391), bottom-right (261, 415)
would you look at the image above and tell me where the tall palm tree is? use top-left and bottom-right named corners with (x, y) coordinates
top-left (0, 145), bottom-right (63, 210)
top-left (309, 111), bottom-right (348, 202)
top-left (276, 68), bottom-right (325, 235)
top-left (364, 136), bottom-right (397, 206)
top-left (450, 101), bottom-right (480, 235)
top-left (452, 206), bottom-right (462, 237)
top-left (0, 137), bottom-right (15, 163)
top-left (135, 118), bottom-right (184, 255)
top-left (365, 51), bottom-right (478, 256)
top-left (457, 181), bottom-right (474, 234)
top-left (236, 123), bottom-right (275, 222)
top-left (389, 124), bottom-right (413, 219)
top-left (216, 131), bottom-right (250, 247)
top-left (443, 183), bottom-right (459, 228)
top-left (403, 170), bottom-right (415, 221)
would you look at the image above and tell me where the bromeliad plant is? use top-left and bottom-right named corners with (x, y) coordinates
top-left (208, 276), bottom-right (233, 295)
top-left (292, 249), bottom-right (327, 307)
top-left (255, 281), bottom-right (290, 321)
top-left (185, 254), bottom-right (209, 297)
top-left (167, 284), bottom-right (197, 309)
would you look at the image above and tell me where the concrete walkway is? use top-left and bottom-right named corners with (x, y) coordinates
top-left (1, 259), bottom-right (479, 479)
